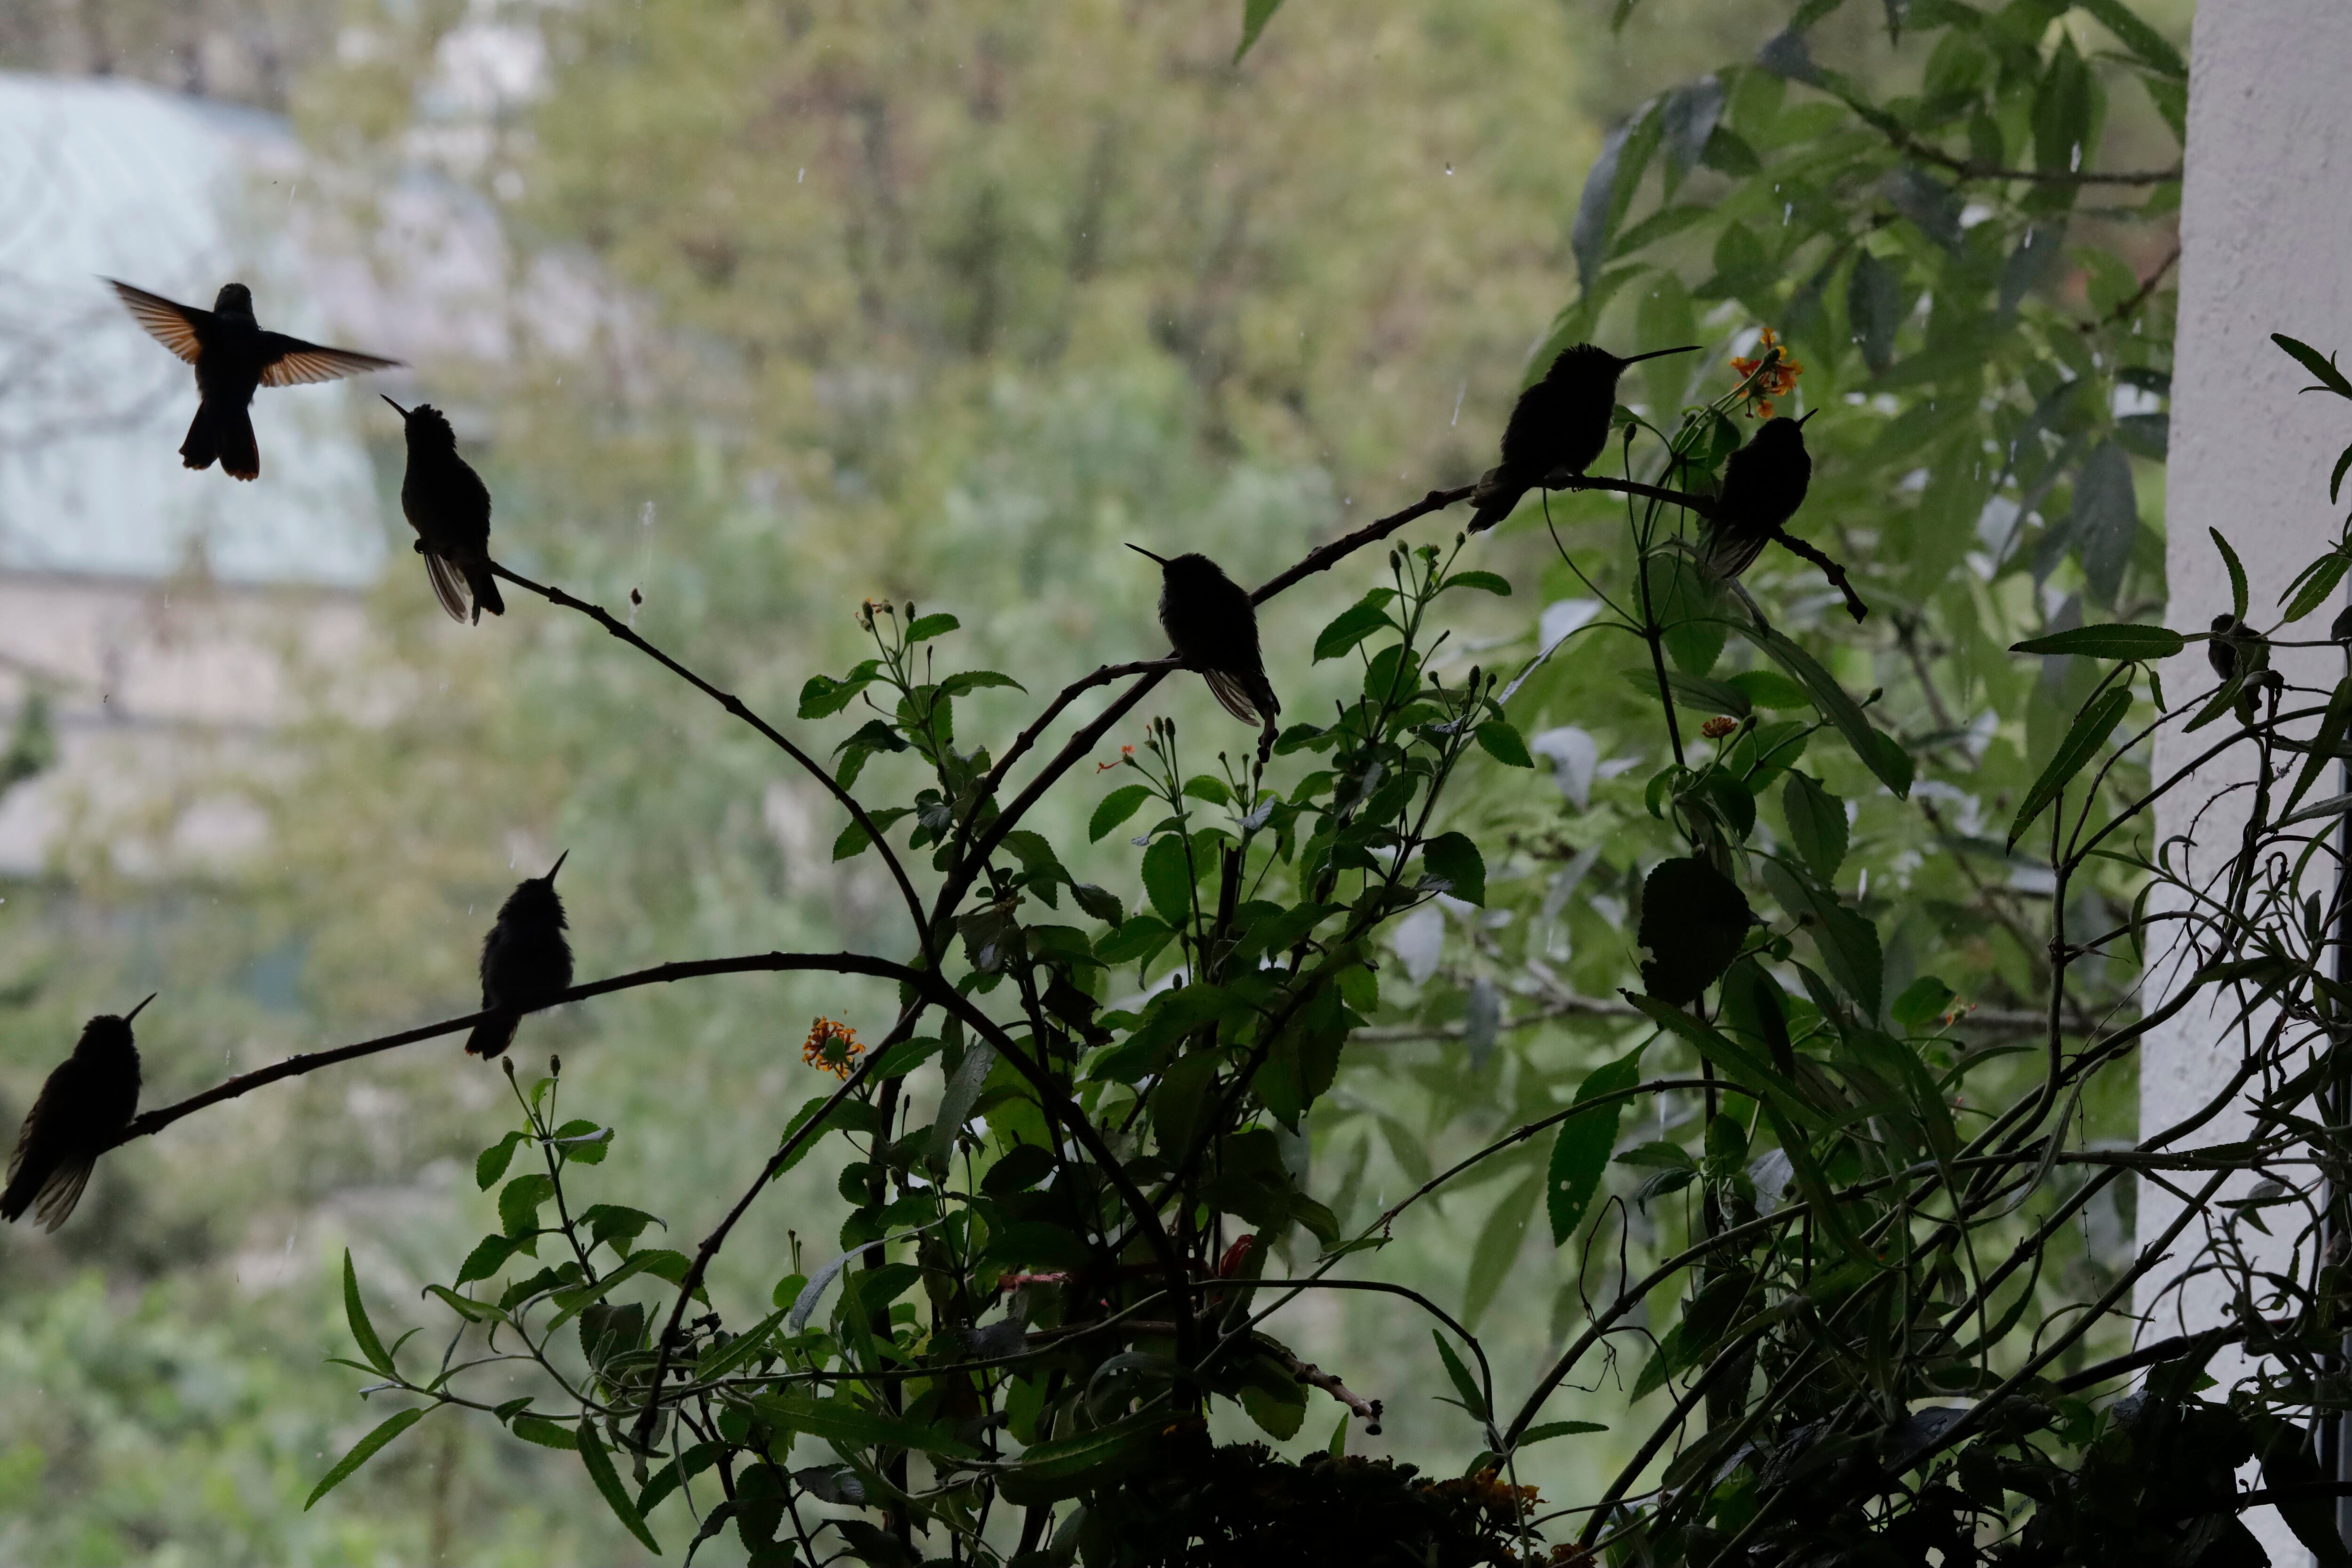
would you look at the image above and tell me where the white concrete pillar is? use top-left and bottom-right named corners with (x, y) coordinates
top-left (2144, 6), bottom-right (2352, 1561)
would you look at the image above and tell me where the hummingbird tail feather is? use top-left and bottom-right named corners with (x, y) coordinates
top-left (179, 404), bottom-right (219, 472)
top-left (0, 1163), bottom-right (38, 1224)
top-left (1467, 487), bottom-right (1523, 533)
top-left (196, 404), bottom-right (260, 481)
top-left (466, 1012), bottom-right (520, 1059)
top-left (31, 1160), bottom-right (92, 1233)
top-left (466, 561), bottom-right (506, 620)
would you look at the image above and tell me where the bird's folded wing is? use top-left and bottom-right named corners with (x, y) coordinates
top-left (106, 279), bottom-right (206, 362)
top-left (1203, 669), bottom-right (1264, 725)
top-left (32, 1158), bottom-right (92, 1234)
top-left (424, 553), bottom-right (472, 623)
top-left (257, 334), bottom-right (405, 386)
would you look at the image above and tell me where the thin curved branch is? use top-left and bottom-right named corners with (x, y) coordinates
top-left (489, 563), bottom-right (929, 935)
top-left (115, 949), bottom-right (915, 1147)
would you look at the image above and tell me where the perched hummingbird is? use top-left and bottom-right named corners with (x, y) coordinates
top-left (384, 398), bottom-right (505, 623)
top-left (1127, 547), bottom-right (1280, 762)
top-left (1701, 412), bottom-right (1818, 581)
top-left (107, 279), bottom-right (401, 481)
top-left (1468, 342), bottom-right (1700, 532)
top-left (469, 854), bottom-right (575, 1059)
top-left (2209, 613), bottom-right (2277, 725)
top-left (2, 996), bottom-right (151, 1233)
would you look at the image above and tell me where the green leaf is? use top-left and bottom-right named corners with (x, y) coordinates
top-left (1151, 1052), bottom-right (1220, 1162)
top-left (1463, 1171), bottom-right (1541, 1331)
top-left (1095, 915), bottom-right (1174, 967)
top-left (1234, 0), bottom-right (1285, 63)
top-left (1419, 832), bottom-right (1487, 906)
top-left (499, 1173), bottom-right (556, 1240)
top-left (1637, 856), bottom-right (1752, 1006)
top-left (2211, 528), bottom-right (2249, 622)
top-left (1849, 249), bottom-right (1902, 373)
top-left (1890, 976), bottom-right (1956, 1033)
top-left (1762, 865), bottom-right (1883, 1020)
top-left (1726, 669), bottom-right (1810, 709)
top-left (1431, 1331), bottom-right (1488, 1423)
top-left (939, 669), bottom-right (1024, 697)
top-left (2273, 333), bottom-right (2352, 400)
top-left (2075, 0), bottom-right (2185, 80)
top-left (1475, 721), bottom-right (1535, 768)
top-left (2007, 685), bottom-right (2131, 850)
top-left (2283, 555), bottom-right (2350, 624)
top-left (832, 807), bottom-right (913, 862)
top-left (1140, 834), bottom-right (1197, 926)
top-left (998, 1411), bottom-right (1168, 1504)
top-left (2333, 443), bottom-right (2352, 506)
top-left (304, 1407), bottom-right (427, 1510)
top-left (1549, 1045), bottom-right (1645, 1245)
top-left (1781, 772), bottom-right (1848, 881)
top-left (455, 1234), bottom-right (520, 1287)
top-left (1314, 597), bottom-right (1395, 662)
top-left (1089, 783), bottom-right (1153, 843)
top-left (476, 1130), bottom-right (527, 1190)
top-left (1240, 1354), bottom-right (1310, 1440)
top-left (797, 661), bottom-right (882, 720)
top-left (512, 1414), bottom-right (580, 1450)
top-left (1517, 1420), bottom-right (1607, 1447)
top-left (2008, 624), bottom-right (2183, 659)
top-left (1619, 991), bottom-right (1827, 1133)
top-left (906, 612), bottom-right (961, 644)
top-left (2074, 444), bottom-right (2138, 607)
top-left (578, 1419), bottom-right (662, 1554)
top-left (2288, 676), bottom-right (2352, 816)
top-left (1737, 624), bottom-right (1909, 797)
top-left (1443, 570), bottom-right (1513, 596)
top-left (342, 1250), bottom-right (395, 1376)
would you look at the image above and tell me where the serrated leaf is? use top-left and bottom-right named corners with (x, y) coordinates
top-left (476, 1130), bottom-right (527, 1190)
top-left (2288, 676), bottom-right (2352, 817)
top-left (2284, 556), bottom-right (2350, 624)
top-left (1463, 1171), bottom-right (1542, 1331)
top-left (1096, 915), bottom-right (1174, 966)
top-left (1517, 1420), bottom-right (1608, 1446)
top-left (1089, 783), bottom-right (1153, 843)
top-left (1637, 857), bottom-right (1752, 1005)
top-left (1737, 624), bottom-right (1909, 797)
top-left (1314, 598), bottom-right (1395, 662)
top-left (499, 1173), bottom-right (556, 1240)
top-left (2007, 686), bottom-right (2131, 850)
top-left (1781, 772), bottom-right (1848, 881)
top-left (797, 662), bottom-right (881, 720)
top-left (833, 807), bottom-right (914, 862)
top-left (304, 1407), bottom-right (427, 1510)
top-left (1419, 832), bottom-right (1486, 906)
top-left (2008, 624), bottom-right (2183, 659)
top-left (1548, 1045), bottom-right (1645, 1246)
top-left (1140, 835), bottom-right (1197, 926)
top-left (939, 669), bottom-right (1023, 697)
top-left (455, 1234), bottom-right (520, 1286)
top-left (512, 1414), bottom-right (579, 1449)
top-left (1431, 1331), bottom-right (1488, 1423)
top-left (577, 1419), bottom-right (662, 1554)
top-left (342, 1250), bottom-right (395, 1376)
top-left (1444, 570), bottom-right (1513, 596)
top-left (2211, 528), bottom-right (2249, 621)
top-left (1475, 721), bottom-right (1535, 768)
top-left (905, 612), bottom-right (960, 644)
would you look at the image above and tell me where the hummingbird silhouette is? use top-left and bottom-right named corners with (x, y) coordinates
top-left (107, 279), bottom-right (401, 481)
top-left (384, 398), bottom-right (504, 623)
top-left (1127, 547), bottom-right (1280, 763)
top-left (3, 995), bottom-right (151, 1232)
top-left (469, 854), bottom-right (574, 1059)
top-left (1468, 342), bottom-right (1700, 532)
top-left (2209, 613), bottom-right (2277, 725)
top-left (1701, 412), bottom-right (1817, 581)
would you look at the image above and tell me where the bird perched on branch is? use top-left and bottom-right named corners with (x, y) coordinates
top-left (469, 854), bottom-right (574, 1059)
top-left (1128, 547), bottom-right (1280, 764)
top-left (1701, 412), bottom-right (1817, 582)
top-left (107, 279), bottom-right (400, 481)
top-left (2208, 613), bottom-right (2278, 726)
top-left (3, 996), bottom-right (151, 1232)
top-left (1468, 342), bottom-right (1699, 532)
top-left (385, 398), bottom-right (505, 623)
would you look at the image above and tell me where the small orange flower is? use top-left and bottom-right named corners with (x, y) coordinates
top-left (857, 598), bottom-right (892, 630)
top-left (1096, 743), bottom-right (1138, 773)
top-left (802, 1017), bottom-right (864, 1077)
top-left (1729, 327), bottom-right (1804, 419)
top-left (1699, 715), bottom-right (1739, 740)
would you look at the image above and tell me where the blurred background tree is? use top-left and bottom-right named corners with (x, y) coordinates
top-left (0, 0), bottom-right (2189, 1561)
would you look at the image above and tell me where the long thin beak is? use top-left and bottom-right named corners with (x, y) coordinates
top-left (1796, 408), bottom-right (1820, 427)
top-left (545, 850), bottom-right (568, 882)
top-left (125, 994), bottom-right (156, 1022)
top-left (1622, 344), bottom-right (1702, 364)
top-left (381, 395), bottom-right (409, 417)
top-left (1124, 543), bottom-right (1169, 566)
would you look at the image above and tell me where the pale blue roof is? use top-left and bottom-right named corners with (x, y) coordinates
top-left (0, 72), bottom-right (387, 586)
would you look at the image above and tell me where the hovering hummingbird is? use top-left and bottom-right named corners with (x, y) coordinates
top-left (469, 854), bottom-right (574, 1059)
top-left (1468, 342), bottom-right (1700, 532)
top-left (384, 398), bottom-right (504, 623)
top-left (106, 279), bottom-right (401, 481)
top-left (1700, 412), bottom-right (1817, 581)
top-left (1127, 547), bottom-right (1280, 763)
top-left (2, 996), bottom-right (152, 1233)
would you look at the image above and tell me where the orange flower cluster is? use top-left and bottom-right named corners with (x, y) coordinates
top-left (1096, 743), bottom-right (1137, 773)
top-left (802, 1016), bottom-right (864, 1077)
top-left (1699, 715), bottom-right (1740, 740)
top-left (1729, 326), bottom-right (1804, 419)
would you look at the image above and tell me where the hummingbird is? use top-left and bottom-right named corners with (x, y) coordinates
top-left (1126, 547), bottom-right (1280, 763)
top-left (1700, 412), bottom-right (1818, 581)
top-left (107, 279), bottom-right (401, 481)
top-left (2, 996), bottom-right (152, 1233)
top-left (1468, 342), bottom-right (1700, 532)
top-left (384, 398), bottom-right (505, 623)
top-left (469, 854), bottom-right (575, 1059)
top-left (2208, 613), bottom-right (2277, 725)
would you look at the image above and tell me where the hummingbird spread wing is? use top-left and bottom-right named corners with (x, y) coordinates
top-left (423, 552), bottom-right (473, 623)
top-left (256, 334), bottom-right (404, 387)
top-left (107, 279), bottom-right (207, 363)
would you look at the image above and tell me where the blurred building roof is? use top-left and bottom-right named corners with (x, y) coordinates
top-left (0, 72), bottom-right (392, 587)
